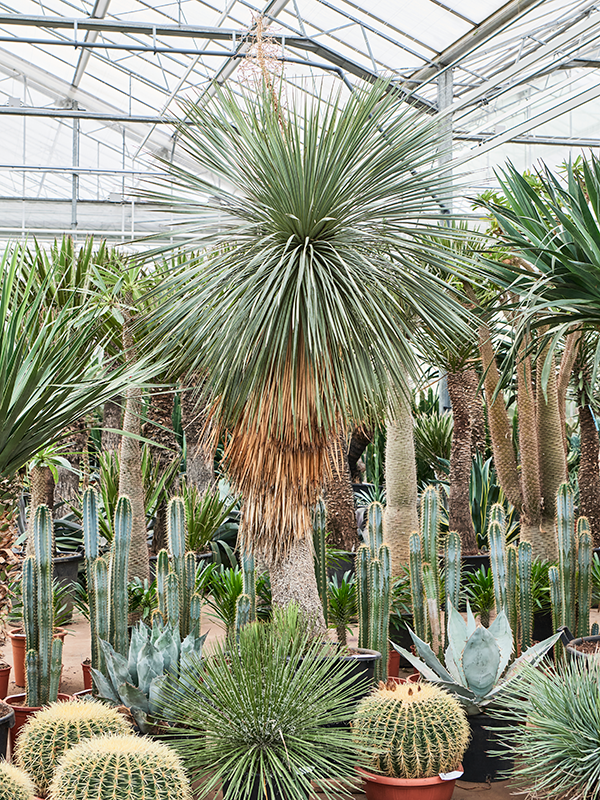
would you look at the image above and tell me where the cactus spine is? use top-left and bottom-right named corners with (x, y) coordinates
top-left (108, 496), bottom-right (132, 658)
top-left (0, 763), bottom-right (35, 800)
top-left (517, 541), bottom-right (532, 652)
top-left (82, 488), bottom-right (99, 669)
top-left (312, 500), bottom-right (328, 627)
top-left (353, 681), bottom-right (470, 779)
top-left (24, 505), bottom-right (60, 706)
top-left (357, 544), bottom-right (370, 650)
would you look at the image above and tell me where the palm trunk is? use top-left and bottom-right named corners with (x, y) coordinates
top-left (447, 371), bottom-right (477, 554)
top-left (578, 398), bottom-right (600, 546)
top-left (324, 430), bottom-right (359, 551)
top-left (118, 299), bottom-right (148, 581)
top-left (348, 427), bottom-right (372, 483)
top-left (384, 389), bottom-right (419, 575)
top-left (180, 385), bottom-right (215, 494)
top-left (515, 338), bottom-right (542, 538)
top-left (265, 534), bottom-right (325, 628)
top-left (54, 417), bottom-right (88, 516)
top-left (142, 388), bottom-right (178, 554)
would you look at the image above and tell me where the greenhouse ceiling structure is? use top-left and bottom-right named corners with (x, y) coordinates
top-left (1, 0), bottom-right (600, 241)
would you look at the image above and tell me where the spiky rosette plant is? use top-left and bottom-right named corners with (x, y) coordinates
top-left (49, 735), bottom-right (192, 800)
top-left (353, 680), bottom-right (470, 779)
top-left (0, 763), bottom-right (35, 800)
top-left (15, 699), bottom-right (131, 796)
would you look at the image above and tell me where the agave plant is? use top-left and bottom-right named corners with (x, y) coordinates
top-left (91, 618), bottom-right (206, 733)
top-left (393, 602), bottom-right (560, 714)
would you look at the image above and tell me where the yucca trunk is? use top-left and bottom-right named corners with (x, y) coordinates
top-left (447, 370), bottom-right (477, 554)
top-left (384, 390), bottom-right (419, 575)
top-left (324, 430), bottom-right (359, 551)
top-left (101, 397), bottom-right (123, 454)
top-left (266, 535), bottom-right (326, 627)
top-left (142, 388), bottom-right (178, 554)
top-left (515, 337), bottom-right (542, 536)
top-left (180, 384), bottom-right (215, 494)
top-left (578, 397), bottom-right (600, 546)
top-left (118, 298), bottom-right (148, 581)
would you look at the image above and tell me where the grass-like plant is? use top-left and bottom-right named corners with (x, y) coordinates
top-left (463, 567), bottom-right (495, 626)
top-left (494, 658), bottom-right (600, 799)
top-left (156, 605), bottom-right (369, 800)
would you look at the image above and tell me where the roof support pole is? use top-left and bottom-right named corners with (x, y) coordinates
top-left (437, 68), bottom-right (453, 416)
top-left (71, 101), bottom-right (79, 232)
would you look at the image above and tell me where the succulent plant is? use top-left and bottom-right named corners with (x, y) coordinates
top-left (49, 734), bottom-right (192, 800)
top-left (15, 699), bottom-right (131, 796)
top-left (353, 680), bottom-right (470, 779)
top-left (0, 763), bottom-right (35, 800)
top-left (91, 617), bottom-right (206, 733)
top-left (313, 499), bottom-right (329, 627)
top-left (393, 602), bottom-right (560, 714)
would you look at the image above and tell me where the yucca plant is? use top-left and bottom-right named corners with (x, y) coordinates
top-left (142, 78), bottom-right (478, 617)
top-left (327, 571), bottom-right (357, 648)
top-left (494, 658), bottom-right (600, 800)
top-left (156, 605), bottom-right (370, 800)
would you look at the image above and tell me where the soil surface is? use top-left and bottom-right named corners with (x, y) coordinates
top-left (571, 639), bottom-right (600, 654)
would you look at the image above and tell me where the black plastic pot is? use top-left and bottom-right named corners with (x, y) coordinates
top-left (462, 713), bottom-right (513, 782)
top-left (0, 700), bottom-right (15, 760)
top-left (560, 626), bottom-right (600, 661)
top-left (532, 610), bottom-right (554, 642)
top-left (461, 553), bottom-right (491, 574)
top-left (53, 551), bottom-right (84, 622)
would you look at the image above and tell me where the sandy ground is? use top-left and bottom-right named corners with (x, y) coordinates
top-left (0, 616), bottom-right (517, 799)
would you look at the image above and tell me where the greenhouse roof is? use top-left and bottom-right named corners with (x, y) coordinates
top-left (1, 0), bottom-right (600, 239)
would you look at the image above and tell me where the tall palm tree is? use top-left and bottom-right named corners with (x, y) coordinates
top-left (143, 82), bottom-right (476, 618)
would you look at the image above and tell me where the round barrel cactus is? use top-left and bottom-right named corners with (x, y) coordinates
top-left (0, 763), bottom-right (35, 800)
top-left (353, 680), bottom-right (470, 779)
top-left (50, 734), bottom-right (192, 800)
top-left (15, 699), bottom-right (131, 795)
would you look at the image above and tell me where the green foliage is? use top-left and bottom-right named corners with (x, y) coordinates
top-left (327, 572), bottom-right (357, 648)
top-left (49, 734), bottom-right (192, 800)
top-left (363, 426), bottom-right (386, 490)
top-left (108, 497), bottom-right (132, 658)
top-left (394, 602), bottom-right (560, 715)
top-left (91, 617), bottom-right (206, 734)
top-left (413, 409), bottom-right (453, 483)
top-left (312, 501), bottom-right (328, 627)
top-left (0, 763), bottom-right (35, 800)
top-left (469, 455), bottom-right (519, 550)
top-left (156, 606), bottom-right (369, 800)
top-left (353, 680), bottom-right (470, 779)
top-left (15, 699), bottom-right (130, 795)
top-left (495, 658), bottom-right (600, 800)
top-left (179, 483), bottom-right (238, 553)
top-left (463, 567), bottom-right (495, 627)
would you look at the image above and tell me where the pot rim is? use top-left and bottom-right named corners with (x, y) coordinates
top-left (357, 765), bottom-right (463, 786)
top-left (4, 692), bottom-right (71, 711)
top-left (566, 635), bottom-right (600, 655)
top-left (8, 627), bottom-right (68, 639)
top-left (0, 700), bottom-right (15, 727)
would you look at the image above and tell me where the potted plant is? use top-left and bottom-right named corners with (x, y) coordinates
top-left (0, 699), bottom-right (15, 760)
top-left (353, 679), bottom-right (470, 800)
top-left (49, 735), bottom-right (192, 800)
top-left (5, 506), bottom-right (69, 747)
top-left (155, 605), bottom-right (370, 800)
top-left (393, 603), bottom-right (560, 782)
top-left (14, 699), bottom-right (130, 797)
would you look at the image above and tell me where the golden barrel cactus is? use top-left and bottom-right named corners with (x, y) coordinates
top-left (353, 680), bottom-right (470, 779)
top-left (0, 763), bottom-right (35, 800)
top-left (15, 699), bottom-right (130, 796)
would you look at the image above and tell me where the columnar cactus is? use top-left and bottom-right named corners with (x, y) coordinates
top-left (235, 593), bottom-right (252, 638)
top-left (240, 548), bottom-right (256, 623)
top-left (49, 735), bottom-right (193, 800)
top-left (312, 500), bottom-right (328, 627)
top-left (108, 496), bottom-right (132, 658)
top-left (82, 488), bottom-right (100, 670)
top-left (0, 763), bottom-right (35, 800)
top-left (23, 505), bottom-right (62, 707)
top-left (353, 681), bottom-right (470, 779)
top-left (518, 541), bottom-right (532, 652)
top-left (357, 544), bottom-right (370, 650)
top-left (358, 502), bottom-right (391, 680)
top-left (15, 699), bottom-right (130, 796)
top-left (167, 498), bottom-right (194, 638)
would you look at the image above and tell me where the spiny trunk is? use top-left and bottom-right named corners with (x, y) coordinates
top-left (515, 338), bottom-right (542, 531)
top-left (558, 331), bottom-right (581, 460)
top-left (142, 388), bottom-right (178, 554)
top-left (54, 417), bottom-right (89, 516)
top-left (180, 385), bottom-right (215, 494)
top-left (447, 371), bottom-right (478, 555)
top-left (324, 430), bottom-right (359, 551)
top-left (26, 465), bottom-right (55, 555)
top-left (468, 377), bottom-right (487, 459)
top-left (578, 400), bottom-right (600, 546)
top-left (536, 346), bottom-right (566, 547)
top-left (266, 535), bottom-right (326, 630)
top-left (384, 390), bottom-right (419, 575)
top-left (101, 397), bottom-right (123, 454)
top-left (478, 324), bottom-right (523, 512)
top-left (348, 427), bottom-right (373, 483)
top-left (118, 299), bottom-right (148, 582)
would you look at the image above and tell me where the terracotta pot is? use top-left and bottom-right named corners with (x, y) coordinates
top-left (5, 692), bottom-right (71, 748)
top-left (82, 660), bottom-right (92, 691)
top-left (8, 628), bottom-right (68, 687)
top-left (388, 673), bottom-right (420, 686)
top-left (0, 663), bottom-right (10, 698)
top-left (357, 766), bottom-right (462, 800)
top-left (388, 649), bottom-right (401, 678)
